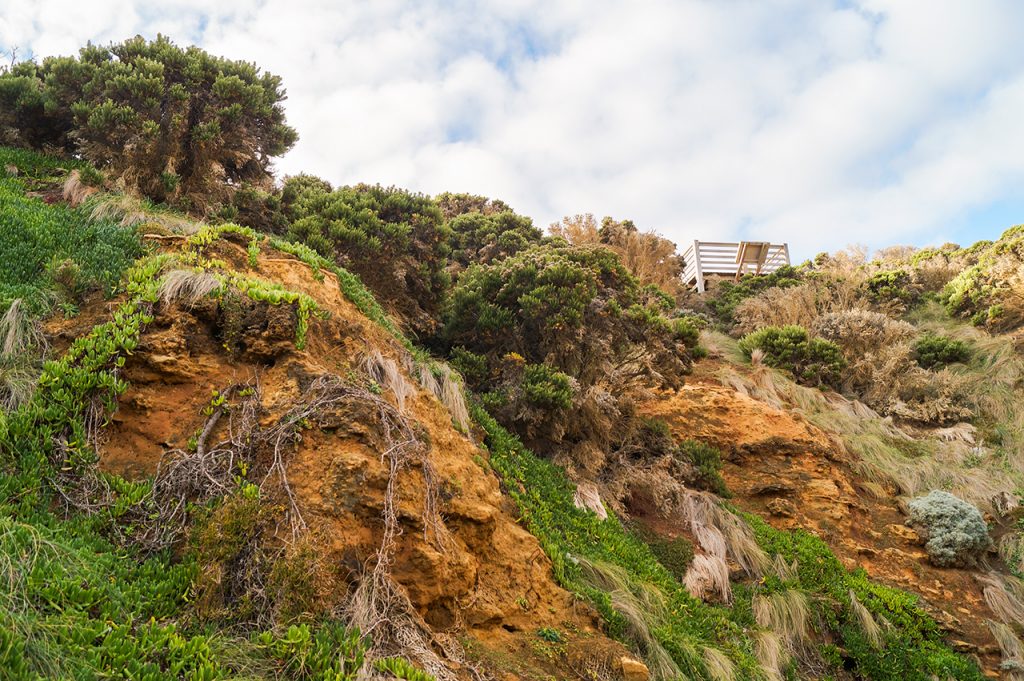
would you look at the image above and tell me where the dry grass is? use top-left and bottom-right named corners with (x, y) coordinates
top-left (362, 350), bottom-right (416, 415)
top-left (577, 557), bottom-right (683, 681)
top-left (752, 630), bottom-right (786, 681)
top-left (0, 300), bottom-right (46, 412)
top-left (732, 280), bottom-right (867, 336)
top-left (157, 270), bottom-right (221, 307)
top-left (848, 590), bottom-right (884, 648)
top-left (753, 590), bottom-right (811, 652)
top-left (701, 645), bottom-right (737, 681)
top-left (61, 170), bottom-right (100, 207)
top-left (0, 299), bottom-right (44, 358)
top-left (980, 573), bottom-right (1024, 627)
top-left (988, 621), bottom-right (1024, 681)
top-left (684, 553), bottom-right (732, 602)
top-left (679, 489), bottom-right (769, 579)
top-left (87, 192), bottom-right (200, 233)
top-left (716, 361), bottom-right (1017, 512)
top-left (550, 213), bottom-right (686, 297)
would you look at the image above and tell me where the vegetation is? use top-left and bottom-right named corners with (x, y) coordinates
top-left (443, 243), bottom-right (697, 455)
top-left (738, 325), bottom-right (846, 388)
top-left (913, 333), bottom-right (972, 369)
top-left (0, 30), bottom-right (1012, 678)
top-left (283, 177), bottom-right (450, 334)
top-left (706, 264), bottom-right (803, 325)
top-left (0, 148), bottom-right (142, 313)
top-left (0, 35), bottom-right (296, 210)
top-left (550, 214), bottom-right (688, 298)
top-left (908, 491), bottom-right (992, 568)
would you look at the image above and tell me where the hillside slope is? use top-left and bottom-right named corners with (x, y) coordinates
top-left (0, 146), bottom-right (1009, 681)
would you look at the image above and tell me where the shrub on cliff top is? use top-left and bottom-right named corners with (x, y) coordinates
top-left (0, 35), bottom-right (296, 211)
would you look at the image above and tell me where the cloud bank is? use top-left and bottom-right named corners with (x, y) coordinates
top-left (4, 0), bottom-right (1024, 259)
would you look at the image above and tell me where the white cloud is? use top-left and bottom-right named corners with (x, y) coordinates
top-left (4, 0), bottom-right (1024, 259)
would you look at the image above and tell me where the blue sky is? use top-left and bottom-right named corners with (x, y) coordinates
top-left (4, 0), bottom-right (1024, 261)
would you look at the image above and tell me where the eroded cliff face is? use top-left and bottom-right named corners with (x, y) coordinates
top-left (642, 361), bottom-right (1006, 677)
top-left (50, 235), bottom-right (632, 681)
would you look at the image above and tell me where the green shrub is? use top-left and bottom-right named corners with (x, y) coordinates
top-left (447, 210), bottom-right (542, 268)
top-left (284, 179), bottom-right (450, 334)
top-left (738, 325), bottom-right (845, 389)
top-left (443, 244), bottom-right (695, 452)
top-left (676, 439), bottom-right (729, 497)
top-left (912, 334), bottom-right (971, 370)
top-left (864, 269), bottom-right (918, 307)
top-left (907, 491), bottom-right (991, 568)
top-left (707, 264), bottom-right (803, 325)
top-left (521, 363), bottom-right (574, 409)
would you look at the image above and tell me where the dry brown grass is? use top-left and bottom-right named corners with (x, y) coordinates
top-left (732, 280), bottom-right (867, 336)
top-left (157, 270), bottom-right (221, 307)
top-left (753, 590), bottom-right (811, 651)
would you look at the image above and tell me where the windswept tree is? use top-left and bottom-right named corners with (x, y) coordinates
top-left (0, 35), bottom-right (297, 210)
top-left (447, 210), bottom-right (543, 269)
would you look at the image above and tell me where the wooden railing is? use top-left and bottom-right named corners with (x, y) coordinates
top-left (682, 240), bottom-right (790, 292)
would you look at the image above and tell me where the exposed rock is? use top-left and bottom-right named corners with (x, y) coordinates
top-left (750, 481), bottom-right (795, 496)
top-left (618, 656), bottom-right (650, 681)
top-left (886, 523), bottom-right (921, 544)
top-left (767, 497), bottom-right (796, 517)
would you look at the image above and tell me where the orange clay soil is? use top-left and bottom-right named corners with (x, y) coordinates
top-left (47, 236), bottom-right (630, 681)
top-left (641, 360), bottom-right (1004, 677)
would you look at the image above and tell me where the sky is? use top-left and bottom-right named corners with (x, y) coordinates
top-left (4, 0), bottom-right (1024, 260)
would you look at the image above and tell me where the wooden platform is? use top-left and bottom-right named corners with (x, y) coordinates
top-left (682, 240), bottom-right (790, 292)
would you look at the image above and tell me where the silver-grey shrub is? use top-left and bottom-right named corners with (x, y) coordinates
top-left (908, 490), bottom-right (991, 567)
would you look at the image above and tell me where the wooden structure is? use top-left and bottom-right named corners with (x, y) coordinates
top-left (682, 240), bottom-right (790, 292)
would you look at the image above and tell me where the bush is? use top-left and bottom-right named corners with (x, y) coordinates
top-left (676, 439), bottom-right (729, 497)
top-left (284, 179), bottom-right (450, 335)
top-left (522, 363), bottom-right (574, 410)
top-left (912, 334), bottom-right (971, 370)
top-left (812, 309), bottom-right (916, 359)
top-left (707, 265), bottom-right (804, 325)
top-left (907, 491), bottom-right (991, 568)
top-left (863, 269), bottom-right (919, 309)
top-left (738, 325), bottom-right (846, 389)
top-left (443, 244), bottom-right (695, 453)
top-left (550, 214), bottom-right (687, 298)
top-left (0, 35), bottom-right (296, 210)
top-left (447, 210), bottom-right (542, 268)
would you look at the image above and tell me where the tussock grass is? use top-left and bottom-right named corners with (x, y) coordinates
top-left (717, 362), bottom-right (1016, 511)
top-left (701, 645), bottom-right (737, 681)
top-left (157, 269), bottom-right (221, 307)
top-left (987, 621), bottom-right (1024, 681)
top-left (752, 630), bottom-right (786, 681)
top-left (361, 350), bottom-right (416, 415)
top-left (848, 589), bottom-right (884, 649)
top-left (981, 573), bottom-right (1024, 627)
top-left (577, 557), bottom-right (683, 681)
top-left (753, 589), bottom-right (811, 651)
top-left (87, 192), bottom-right (200, 233)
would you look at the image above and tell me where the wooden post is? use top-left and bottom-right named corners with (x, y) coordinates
top-left (782, 242), bottom-right (791, 266)
top-left (693, 240), bottom-right (705, 292)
